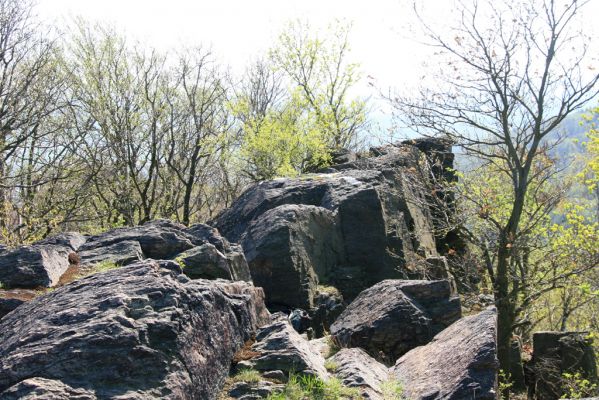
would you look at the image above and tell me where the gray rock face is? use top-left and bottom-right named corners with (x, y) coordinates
top-left (331, 279), bottom-right (461, 363)
top-left (329, 348), bottom-right (390, 399)
top-left (242, 320), bottom-right (328, 378)
top-left (241, 204), bottom-right (341, 309)
top-left (213, 141), bottom-right (459, 309)
top-left (0, 260), bottom-right (270, 399)
top-left (0, 245), bottom-right (71, 288)
top-left (0, 377), bottom-right (97, 399)
top-left (393, 307), bottom-right (498, 400)
top-left (529, 331), bottom-right (598, 400)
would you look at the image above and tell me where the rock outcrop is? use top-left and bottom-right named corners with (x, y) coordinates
top-left (331, 279), bottom-right (461, 362)
top-left (213, 140), bottom-right (460, 309)
top-left (393, 307), bottom-right (498, 400)
top-left (0, 260), bottom-right (269, 399)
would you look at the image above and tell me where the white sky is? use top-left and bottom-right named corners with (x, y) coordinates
top-left (35, 0), bottom-right (599, 138)
top-left (35, 0), bottom-right (446, 92)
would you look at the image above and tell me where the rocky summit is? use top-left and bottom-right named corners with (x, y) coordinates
top-left (0, 140), bottom-right (518, 399)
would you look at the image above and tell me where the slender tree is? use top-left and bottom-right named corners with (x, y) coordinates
top-left (391, 0), bottom-right (599, 394)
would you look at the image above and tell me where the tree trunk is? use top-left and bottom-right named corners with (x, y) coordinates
top-left (495, 236), bottom-right (514, 399)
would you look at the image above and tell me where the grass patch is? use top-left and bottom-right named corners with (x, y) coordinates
top-left (317, 285), bottom-right (341, 297)
top-left (381, 378), bottom-right (404, 400)
top-left (232, 368), bottom-right (262, 384)
top-left (324, 359), bottom-right (338, 373)
top-left (266, 374), bottom-right (360, 400)
top-left (326, 335), bottom-right (341, 357)
top-left (79, 260), bottom-right (119, 278)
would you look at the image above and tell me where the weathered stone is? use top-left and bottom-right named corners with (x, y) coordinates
top-left (393, 307), bottom-right (498, 400)
top-left (78, 219), bottom-right (195, 260)
top-left (331, 279), bottom-right (461, 363)
top-left (529, 331), bottom-right (598, 400)
top-left (36, 232), bottom-right (87, 251)
top-left (176, 243), bottom-right (251, 282)
top-left (78, 239), bottom-right (144, 266)
top-left (243, 320), bottom-right (328, 378)
top-left (0, 297), bottom-right (24, 320)
top-left (0, 377), bottom-right (96, 399)
top-left (0, 245), bottom-right (71, 288)
top-left (0, 260), bottom-right (270, 399)
top-left (329, 348), bottom-right (389, 399)
top-left (241, 204), bottom-right (341, 309)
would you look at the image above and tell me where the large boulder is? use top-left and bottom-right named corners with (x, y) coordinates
top-left (0, 245), bottom-right (72, 288)
top-left (330, 279), bottom-right (461, 363)
top-left (528, 331), bottom-right (598, 400)
top-left (213, 140), bottom-right (461, 309)
top-left (329, 348), bottom-right (390, 399)
top-left (240, 319), bottom-right (328, 378)
top-left (241, 204), bottom-right (341, 309)
top-left (0, 260), bottom-right (269, 399)
top-left (392, 307), bottom-right (498, 400)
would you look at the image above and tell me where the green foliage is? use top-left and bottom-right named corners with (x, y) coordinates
top-left (381, 379), bottom-right (405, 400)
top-left (269, 20), bottom-right (368, 150)
top-left (560, 371), bottom-right (599, 399)
top-left (174, 256), bottom-right (187, 270)
top-left (234, 91), bottom-right (331, 181)
top-left (266, 374), bottom-right (360, 400)
top-left (498, 370), bottom-right (514, 395)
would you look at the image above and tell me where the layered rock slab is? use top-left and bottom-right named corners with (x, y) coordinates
top-left (240, 319), bottom-right (328, 378)
top-left (392, 307), bottom-right (498, 400)
top-left (0, 260), bottom-right (269, 399)
top-left (329, 348), bottom-right (390, 399)
top-left (330, 279), bottom-right (461, 362)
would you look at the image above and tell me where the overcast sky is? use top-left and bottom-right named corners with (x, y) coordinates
top-left (35, 1), bottom-right (453, 91)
